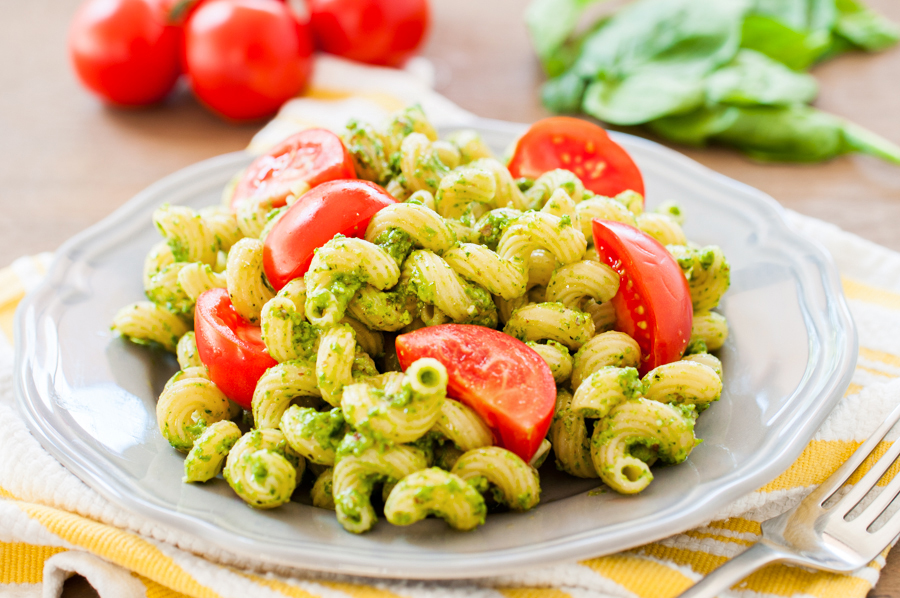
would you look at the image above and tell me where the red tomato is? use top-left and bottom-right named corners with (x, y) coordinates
top-left (395, 324), bottom-right (556, 463)
top-left (263, 179), bottom-right (395, 290)
top-left (231, 129), bottom-right (357, 210)
top-left (508, 117), bottom-right (645, 200)
top-left (184, 0), bottom-right (314, 121)
top-left (68, 0), bottom-right (182, 106)
top-left (308, 0), bottom-right (430, 66)
top-left (592, 219), bottom-right (692, 375)
top-left (194, 288), bottom-right (276, 408)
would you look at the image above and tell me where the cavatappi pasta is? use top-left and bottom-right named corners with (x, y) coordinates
top-left (112, 105), bottom-right (731, 533)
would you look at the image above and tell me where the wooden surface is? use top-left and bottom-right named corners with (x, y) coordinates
top-left (3, 0), bottom-right (900, 596)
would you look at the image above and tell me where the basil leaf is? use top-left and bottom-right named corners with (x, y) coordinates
top-left (705, 49), bottom-right (819, 105)
top-left (748, 0), bottom-right (836, 34)
top-left (708, 105), bottom-right (900, 163)
top-left (740, 14), bottom-right (832, 69)
top-left (647, 106), bottom-right (741, 146)
top-left (570, 0), bottom-right (748, 81)
top-left (834, 0), bottom-right (900, 51)
top-left (582, 73), bottom-right (706, 125)
top-left (542, 72), bottom-right (588, 114)
top-left (713, 105), bottom-right (844, 161)
top-left (526, 0), bottom-right (611, 76)
top-left (842, 122), bottom-right (900, 164)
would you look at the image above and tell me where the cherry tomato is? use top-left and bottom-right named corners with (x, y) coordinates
top-left (592, 219), bottom-right (692, 375)
top-left (263, 179), bottom-right (396, 290)
top-left (184, 0), bottom-right (314, 121)
top-left (232, 129), bottom-right (357, 210)
top-left (68, 0), bottom-right (182, 106)
top-left (508, 117), bottom-right (645, 200)
top-left (308, 0), bottom-right (430, 66)
top-left (395, 324), bottom-right (556, 463)
top-left (194, 288), bottom-right (276, 408)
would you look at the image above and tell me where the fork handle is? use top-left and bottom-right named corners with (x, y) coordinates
top-left (675, 541), bottom-right (787, 598)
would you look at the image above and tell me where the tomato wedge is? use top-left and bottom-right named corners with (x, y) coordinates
top-left (507, 117), bottom-right (645, 199)
top-left (194, 288), bottom-right (276, 408)
top-left (592, 219), bottom-right (692, 375)
top-left (263, 179), bottom-right (396, 290)
top-left (395, 324), bottom-right (556, 463)
top-left (231, 128), bottom-right (356, 209)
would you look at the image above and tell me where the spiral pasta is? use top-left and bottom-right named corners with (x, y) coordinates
top-left (226, 238), bottom-right (274, 324)
top-left (549, 389), bottom-right (597, 478)
top-left (591, 398), bottom-right (696, 494)
top-left (527, 340), bottom-right (573, 384)
top-left (384, 468), bottom-right (486, 530)
top-left (224, 428), bottom-right (304, 509)
top-left (451, 447), bottom-right (540, 511)
top-left (403, 249), bottom-right (497, 326)
top-left (641, 361), bottom-right (723, 406)
top-left (153, 205), bottom-right (220, 265)
top-left (571, 331), bottom-right (642, 390)
top-left (342, 119), bottom-right (391, 183)
top-left (183, 420), bottom-right (242, 483)
top-left (333, 444), bottom-right (428, 533)
top-left (525, 169), bottom-right (585, 208)
top-left (432, 399), bottom-right (494, 451)
top-left (571, 366), bottom-right (642, 418)
top-left (112, 301), bottom-right (189, 353)
top-left (176, 332), bottom-right (203, 369)
top-left (545, 260), bottom-right (619, 309)
top-left (435, 166), bottom-right (496, 219)
top-left (157, 367), bottom-right (231, 452)
top-left (280, 405), bottom-right (345, 466)
top-left (691, 310), bottom-right (729, 351)
top-left (252, 359), bottom-right (321, 429)
top-left (365, 202), bottom-right (457, 255)
top-left (305, 236), bottom-right (401, 327)
top-left (504, 302), bottom-right (594, 350)
top-left (669, 244), bottom-right (731, 312)
top-left (341, 358), bottom-right (447, 444)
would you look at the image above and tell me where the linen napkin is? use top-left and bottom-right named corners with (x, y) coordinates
top-left (3, 54), bottom-right (900, 598)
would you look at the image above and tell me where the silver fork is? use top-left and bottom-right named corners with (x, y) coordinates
top-left (677, 401), bottom-right (900, 598)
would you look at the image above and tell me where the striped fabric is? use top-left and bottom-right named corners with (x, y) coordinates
top-left (4, 56), bottom-right (900, 597)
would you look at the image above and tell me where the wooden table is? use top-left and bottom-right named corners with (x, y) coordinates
top-left (3, 0), bottom-right (900, 596)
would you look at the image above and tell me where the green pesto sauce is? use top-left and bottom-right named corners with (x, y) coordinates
top-left (374, 228), bottom-right (415, 264)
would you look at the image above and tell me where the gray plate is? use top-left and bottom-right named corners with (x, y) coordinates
top-left (15, 119), bottom-right (857, 579)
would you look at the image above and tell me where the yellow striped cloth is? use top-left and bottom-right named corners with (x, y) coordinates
top-left (3, 55), bottom-right (900, 598)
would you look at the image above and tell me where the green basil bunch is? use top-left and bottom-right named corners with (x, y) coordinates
top-left (528, 0), bottom-right (900, 163)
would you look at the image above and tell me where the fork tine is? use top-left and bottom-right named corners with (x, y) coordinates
top-left (809, 402), bottom-right (900, 507)
top-left (830, 425), bottom-right (900, 518)
top-left (869, 504), bottom-right (900, 555)
top-left (851, 455), bottom-right (900, 530)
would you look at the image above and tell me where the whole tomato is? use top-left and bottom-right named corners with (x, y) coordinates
top-left (184, 0), bottom-right (314, 121)
top-left (308, 0), bottom-right (430, 66)
top-left (68, 0), bottom-right (182, 106)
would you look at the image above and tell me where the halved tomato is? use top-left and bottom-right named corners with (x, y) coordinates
top-left (592, 219), bottom-right (692, 375)
top-left (231, 128), bottom-right (356, 209)
top-left (507, 117), bottom-right (645, 199)
top-left (263, 179), bottom-right (396, 290)
top-left (395, 324), bottom-right (556, 463)
top-left (194, 287), bottom-right (276, 408)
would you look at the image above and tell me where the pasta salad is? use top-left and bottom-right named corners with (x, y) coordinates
top-left (112, 106), bottom-right (730, 533)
